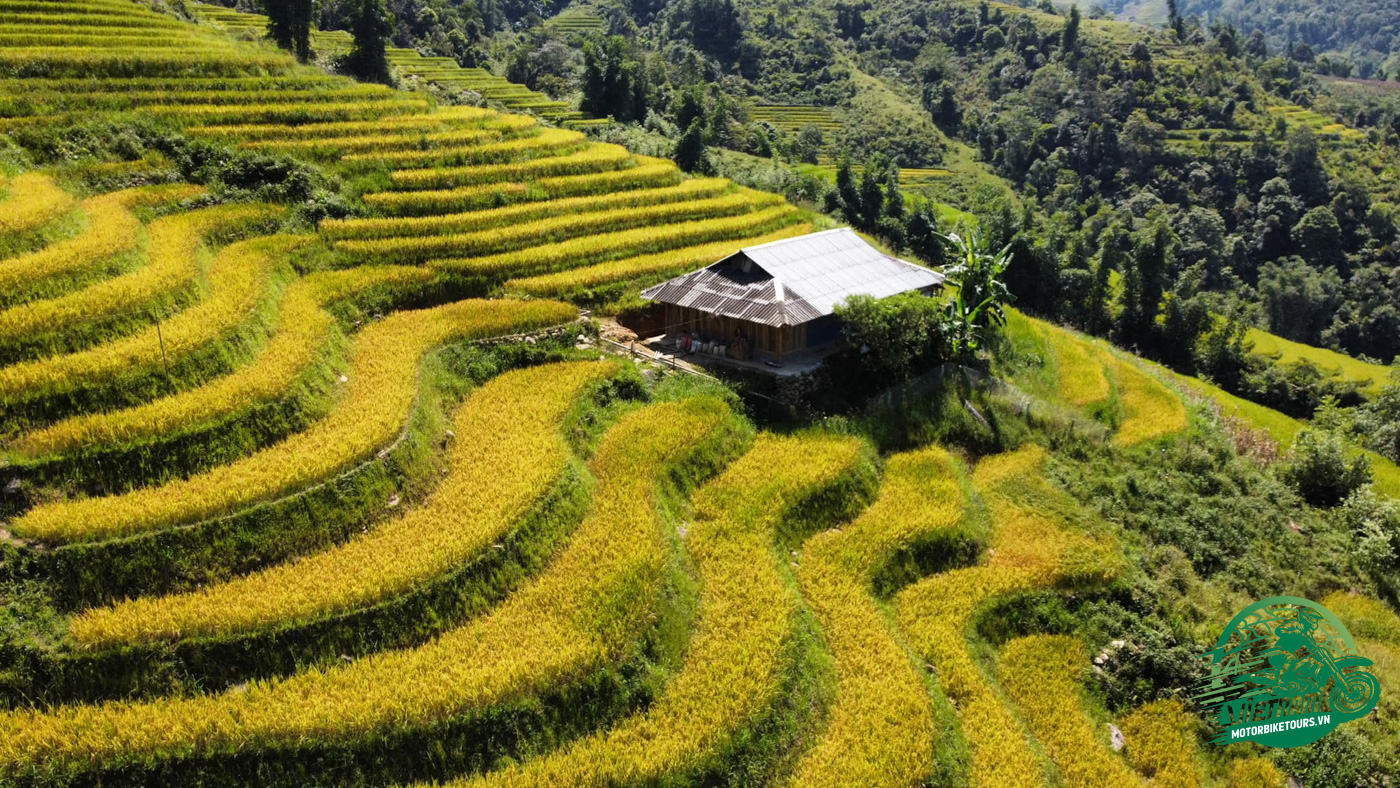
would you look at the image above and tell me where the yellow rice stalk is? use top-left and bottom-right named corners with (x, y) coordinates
top-left (53, 85), bottom-right (396, 108)
top-left (6, 266), bottom-right (436, 461)
top-left (0, 397), bottom-right (732, 770)
top-left (1321, 591), bottom-right (1400, 644)
top-left (1104, 350), bottom-right (1187, 446)
top-left (192, 106), bottom-right (502, 141)
top-left (362, 182), bottom-right (535, 216)
top-left (1000, 635), bottom-right (1139, 788)
top-left (1119, 700), bottom-right (1200, 788)
top-left (335, 190), bottom-right (781, 263)
top-left (10, 298), bottom-right (577, 543)
top-left (0, 32), bottom-right (226, 48)
top-left (788, 447), bottom-right (966, 788)
top-left (0, 172), bottom-right (75, 236)
top-left (535, 158), bottom-right (683, 197)
top-left (322, 178), bottom-right (733, 241)
top-left (69, 360), bottom-right (619, 647)
top-left (0, 14), bottom-right (186, 29)
top-left (506, 223), bottom-right (812, 296)
top-left (0, 183), bottom-right (204, 293)
top-left (389, 143), bottom-right (632, 190)
top-left (0, 225), bottom-right (295, 404)
top-left (339, 127), bottom-right (584, 169)
top-left (142, 99), bottom-right (430, 125)
top-left (1228, 759), bottom-right (1285, 788)
top-left (239, 126), bottom-right (507, 156)
top-left (0, 202), bottom-right (279, 354)
top-left (894, 447), bottom-right (1124, 788)
top-left (0, 49), bottom-right (295, 79)
top-left (0, 77), bottom-right (340, 93)
top-left (1041, 321), bottom-right (1110, 408)
top-left (443, 434), bottom-right (868, 788)
top-left (360, 161), bottom-right (682, 218)
top-left (432, 205), bottom-right (800, 277)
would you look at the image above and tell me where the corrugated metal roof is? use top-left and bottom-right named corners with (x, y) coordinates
top-left (640, 228), bottom-right (945, 327)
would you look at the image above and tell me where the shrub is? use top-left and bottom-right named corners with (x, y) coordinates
top-left (1279, 428), bottom-right (1372, 507)
top-left (832, 292), bottom-right (953, 389)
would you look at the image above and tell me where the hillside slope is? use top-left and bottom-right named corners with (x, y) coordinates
top-left (0, 3), bottom-right (1397, 788)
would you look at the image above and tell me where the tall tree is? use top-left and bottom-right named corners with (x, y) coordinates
top-left (262, 0), bottom-right (314, 62)
top-left (1166, 0), bottom-right (1184, 39)
top-left (581, 36), bottom-right (644, 122)
top-left (1062, 5), bottom-right (1080, 54)
top-left (673, 120), bottom-right (712, 174)
top-left (342, 0), bottom-right (394, 84)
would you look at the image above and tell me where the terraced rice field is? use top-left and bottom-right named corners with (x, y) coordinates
top-left (1246, 327), bottom-right (1391, 395)
top-left (750, 104), bottom-right (842, 160)
top-left (192, 3), bottom-right (601, 127)
top-left (545, 7), bottom-right (606, 35)
top-left (0, 3), bottom-right (1392, 788)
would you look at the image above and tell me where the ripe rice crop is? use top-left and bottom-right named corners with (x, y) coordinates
top-left (9, 298), bottom-right (577, 544)
top-left (143, 98), bottom-right (430, 125)
top-left (0, 13), bottom-right (185, 27)
top-left (0, 76), bottom-right (342, 92)
top-left (0, 32), bottom-right (224, 48)
top-left (1000, 635), bottom-right (1139, 788)
top-left (336, 191), bottom-right (783, 264)
top-left (323, 179), bottom-right (733, 241)
top-left (1105, 350), bottom-right (1187, 445)
top-left (6, 266), bottom-right (436, 462)
top-left (193, 106), bottom-right (502, 141)
top-left (0, 202), bottom-right (279, 357)
top-left (506, 223), bottom-right (812, 296)
top-left (1042, 321), bottom-right (1110, 407)
top-left (1119, 700), bottom-right (1199, 788)
top-left (1321, 592), bottom-right (1400, 644)
top-left (432, 205), bottom-right (800, 277)
top-left (534, 157), bottom-right (681, 195)
top-left (0, 396), bottom-right (736, 773)
top-left (339, 127), bottom-right (584, 169)
top-left (361, 160), bottom-right (681, 217)
top-left (62, 85), bottom-right (395, 106)
top-left (15, 86), bottom-right (400, 116)
top-left (0, 171), bottom-right (75, 236)
top-left (0, 231), bottom-right (301, 405)
top-left (240, 126), bottom-right (510, 157)
top-left (788, 447), bottom-right (966, 788)
top-left (69, 360), bottom-right (619, 647)
top-left (0, 49), bottom-right (296, 78)
top-left (389, 143), bottom-right (633, 190)
top-left (363, 182), bottom-right (536, 216)
top-left (0, 183), bottom-right (204, 302)
top-left (446, 433), bottom-right (871, 788)
top-left (895, 447), bottom-right (1123, 788)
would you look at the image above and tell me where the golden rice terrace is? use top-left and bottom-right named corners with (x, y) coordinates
top-left (0, 2), bottom-right (1393, 788)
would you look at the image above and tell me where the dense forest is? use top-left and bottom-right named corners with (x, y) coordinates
top-left (1156, 0), bottom-right (1400, 77)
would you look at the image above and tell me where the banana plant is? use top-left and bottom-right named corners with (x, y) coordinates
top-left (939, 229), bottom-right (1013, 367)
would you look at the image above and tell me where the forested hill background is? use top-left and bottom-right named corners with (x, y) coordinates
top-left (215, 0), bottom-right (1400, 450)
top-left (1116, 0), bottom-right (1400, 78)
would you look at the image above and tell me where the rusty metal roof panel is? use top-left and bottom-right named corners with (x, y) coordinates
top-left (640, 228), bottom-right (943, 327)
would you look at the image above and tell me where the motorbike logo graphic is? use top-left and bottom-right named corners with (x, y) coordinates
top-left (1194, 596), bottom-right (1380, 748)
